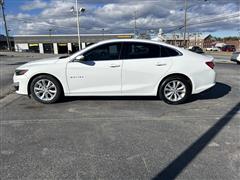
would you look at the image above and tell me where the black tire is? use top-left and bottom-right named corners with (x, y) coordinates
top-left (159, 76), bottom-right (191, 105)
top-left (237, 62), bottom-right (240, 65)
top-left (30, 75), bottom-right (62, 104)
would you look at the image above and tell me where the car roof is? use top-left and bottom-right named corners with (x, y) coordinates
top-left (96, 38), bottom-right (182, 50)
top-left (98, 38), bottom-right (167, 45)
top-left (70, 38), bottom-right (188, 59)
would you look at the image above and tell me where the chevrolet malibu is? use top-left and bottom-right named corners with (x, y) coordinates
top-left (13, 39), bottom-right (216, 105)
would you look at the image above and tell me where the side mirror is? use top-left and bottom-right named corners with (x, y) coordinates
top-left (75, 55), bottom-right (84, 62)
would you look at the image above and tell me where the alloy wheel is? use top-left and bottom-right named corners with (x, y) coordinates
top-left (163, 80), bottom-right (186, 102)
top-left (33, 79), bottom-right (57, 101)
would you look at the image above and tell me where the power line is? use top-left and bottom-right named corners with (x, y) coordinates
top-left (6, 12), bottom-right (239, 30)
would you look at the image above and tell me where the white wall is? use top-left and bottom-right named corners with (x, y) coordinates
top-left (67, 43), bottom-right (72, 52)
top-left (15, 43), bottom-right (28, 52)
top-left (81, 42), bottom-right (86, 49)
top-left (53, 43), bottom-right (58, 54)
top-left (39, 43), bottom-right (44, 54)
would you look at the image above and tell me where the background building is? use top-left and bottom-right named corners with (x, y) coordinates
top-left (0, 34), bottom-right (14, 50)
top-left (13, 33), bottom-right (134, 54)
top-left (189, 34), bottom-right (216, 49)
top-left (166, 34), bottom-right (189, 47)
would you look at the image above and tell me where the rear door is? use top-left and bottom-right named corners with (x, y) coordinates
top-left (121, 42), bottom-right (177, 95)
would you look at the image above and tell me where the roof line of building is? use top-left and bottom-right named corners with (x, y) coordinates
top-left (13, 33), bottom-right (134, 37)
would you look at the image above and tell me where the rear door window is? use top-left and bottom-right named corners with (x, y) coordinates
top-left (124, 42), bottom-right (161, 59)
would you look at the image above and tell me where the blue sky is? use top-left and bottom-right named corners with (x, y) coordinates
top-left (1, 0), bottom-right (239, 37)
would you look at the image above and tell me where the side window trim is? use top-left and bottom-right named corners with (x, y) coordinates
top-left (118, 42), bottom-right (124, 60)
top-left (121, 42), bottom-right (182, 60)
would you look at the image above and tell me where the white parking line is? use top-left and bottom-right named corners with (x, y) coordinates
top-left (1, 114), bottom-right (239, 125)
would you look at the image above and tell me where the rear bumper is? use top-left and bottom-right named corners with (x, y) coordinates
top-left (193, 82), bottom-right (216, 94)
top-left (191, 69), bottom-right (216, 94)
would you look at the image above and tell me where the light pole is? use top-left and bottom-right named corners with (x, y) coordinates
top-left (71, 0), bottom-right (85, 51)
top-left (0, 0), bottom-right (11, 51)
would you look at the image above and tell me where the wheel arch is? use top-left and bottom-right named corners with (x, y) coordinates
top-left (157, 73), bottom-right (193, 95)
top-left (27, 73), bottom-right (64, 96)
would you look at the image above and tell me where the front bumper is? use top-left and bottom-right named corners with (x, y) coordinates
top-left (231, 58), bottom-right (240, 63)
top-left (13, 82), bottom-right (19, 91)
top-left (13, 74), bottom-right (29, 95)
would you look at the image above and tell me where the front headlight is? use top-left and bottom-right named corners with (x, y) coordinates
top-left (15, 69), bottom-right (28, 76)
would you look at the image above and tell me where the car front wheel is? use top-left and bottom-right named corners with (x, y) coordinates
top-left (159, 77), bottom-right (191, 105)
top-left (30, 75), bottom-right (62, 104)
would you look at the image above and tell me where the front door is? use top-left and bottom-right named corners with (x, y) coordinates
top-left (66, 42), bottom-right (122, 95)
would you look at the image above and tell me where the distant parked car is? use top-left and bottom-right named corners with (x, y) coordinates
top-left (221, 45), bottom-right (236, 52)
top-left (231, 52), bottom-right (240, 65)
top-left (206, 47), bottom-right (221, 51)
top-left (188, 46), bottom-right (204, 54)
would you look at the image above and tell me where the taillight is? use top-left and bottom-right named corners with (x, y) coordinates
top-left (206, 61), bottom-right (215, 69)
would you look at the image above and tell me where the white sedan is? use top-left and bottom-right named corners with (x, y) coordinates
top-left (13, 39), bottom-right (216, 104)
top-left (206, 47), bottom-right (221, 51)
top-left (231, 52), bottom-right (240, 65)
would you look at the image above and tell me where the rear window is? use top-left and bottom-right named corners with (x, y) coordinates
top-left (160, 46), bottom-right (181, 57)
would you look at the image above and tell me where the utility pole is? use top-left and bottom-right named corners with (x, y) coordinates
top-left (49, 29), bottom-right (53, 53)
top-left (194, 33), bottom-right (197, 46)
top-left (174, 32), bottom-right (176, 46)
top-left (183, 0), bottom-right (208, 48)
top-left (102, 28), bottom-right (105, 38)
top-left (0, 0), bottom-right (11, 51)
top-left (134, 11), bottom-right (137, 38)
top-left (183, 0), bottom-right (188, 48)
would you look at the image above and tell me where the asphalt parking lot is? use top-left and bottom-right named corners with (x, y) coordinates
top-left (0, 54), bottom-right (240, 179)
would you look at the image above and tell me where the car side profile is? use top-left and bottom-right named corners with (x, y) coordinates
top-left (188, 46), bottom-right (204, 54)
top-left (231, 51), bottom-right (240, 65)
top-left (221, 45), bottom-right (236, 52)
top-left (13, 39), bottom-right (216, 104)
top-left (206, 47), bottom-right (221, 51)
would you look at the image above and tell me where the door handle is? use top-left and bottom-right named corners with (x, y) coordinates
top-left (109, 64), bottom-right (120, 68)
top-left (156, 63), bottom-right (167, 66)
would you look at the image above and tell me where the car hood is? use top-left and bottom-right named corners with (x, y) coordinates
top-left (17, 57), bottom-right (60, 69)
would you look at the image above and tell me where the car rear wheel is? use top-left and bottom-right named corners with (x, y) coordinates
top-left (159, 77), bottom-right (191, 105)
top-left (30, 75), bottom-right (62, 104)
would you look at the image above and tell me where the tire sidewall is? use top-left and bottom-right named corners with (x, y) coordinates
top-left (30, 75), bottom-right (62, 104)
top-left (159, 77), bottom-right (191, 105)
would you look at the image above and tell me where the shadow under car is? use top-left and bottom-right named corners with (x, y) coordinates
top-left (59, 82), bottom-right (231, 103)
